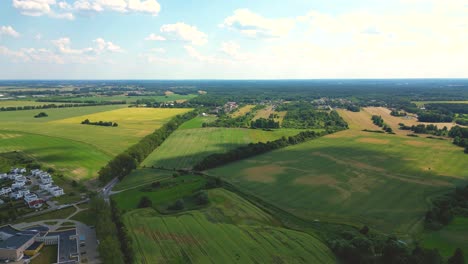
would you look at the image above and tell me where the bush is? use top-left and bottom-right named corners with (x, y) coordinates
top-left (194, 191), bottom-right (209, 205)
top-left (137, 196), bottom-right (152, 208)
top-left (168, 199), bottom-right (184, 210)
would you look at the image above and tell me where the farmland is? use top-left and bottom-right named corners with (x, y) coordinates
top-left (0, 100), bottom-right (58, 107)
top-left (412, 101), bottom-right (468, 107)
top-left (0, 106), bottom-right (190, 179)
top-left (230, 105), bottom-right (255, 118)
top-left (122, 189), bottom-right (335, 264)
top-left (40, 94), bottom-right (198, 103)
top-left (208, 109), bottom-right (468, 233)
top-left (141, 127), bottom-right (305, 169)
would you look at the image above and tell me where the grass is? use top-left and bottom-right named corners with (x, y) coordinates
top-left (0, 106), bottom-right (190, 179)
top-left (113, 175), bottom-right (206, 211)
top-left (420, 217), bottom-right (468, 261)
top-left (0, 131), bottom-right (110, 180)
top-left (31, 246), bottom-right (58, 264)
top-left (19, 206), bottom-right (76, 223)
top-left (412, 101), bottom-right (468, 107)
top-left (208, 109), bottom-right (467, 234)
top-left (142, 127), bottom-right (304, 170)
top-left (46, 94), bottom-right (197, 103)
top-left (0, 100), bottom-right (60, 107)
top-left (230, 104), bottom-right (255, 118)
top-left (178, 115), bottom-right (217, 130)
top-left (114, 168), bottom-right (173, 191)
top-left (123, 188), bottom-right (335, 264)
top-left (70, 210), bottom-right (94, 226)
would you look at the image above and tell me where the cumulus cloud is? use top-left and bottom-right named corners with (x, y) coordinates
top-left (160, 23), bottom-right (207, 46)
top-left (0, 26), bottom-right (20, 38)
top-left (93, 38), bottom-right (124, 53)
top-left (220, 41), bottom-right (251, 61)
top-left (145, 33), bottom-right (166, 41)
top-left (221, 9), bottom-right (295, 38)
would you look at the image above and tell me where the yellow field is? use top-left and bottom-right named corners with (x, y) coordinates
top-left (230, 105), bottom-right (255, 118)
top-left (0, 100), bottom-right (53, 107)
top-left (53, 108), bottom-right (191, 136)
top-left (363, 107), bottom-right (460, 135)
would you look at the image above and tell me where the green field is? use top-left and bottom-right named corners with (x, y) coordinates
top-left (123, 189), bottom-right (335, 264)
top-left (114, 169), bottom-right (173, 191)
top-left (421, 217), bottom-right (468, 261)
top-left (0, 100), bottom-right (59, 107)
top-left (113, 175), bottom-right (206, 211)
top-left (208, 110), bottom-right (468, 234)
top-left (44, 94), bottom-right (197, 103)
top-left (0, 106), bottom-right (190, 179)
top-left (412, 101), bottom-right (468, 107)
top-left (142, 127), bottom-right (306, 170)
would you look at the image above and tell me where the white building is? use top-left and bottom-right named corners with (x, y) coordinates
top-left (0, 173), bottom-right (7, 180)
top-left (0, 187), bottom-right (12, 196)
top-left (9, 192), bottom-right (23, 200)
top-left (18, 189), bottom-right (29, 197)
top-left (49, 187), bottom-right (64, 197)
top-left (39, 183), bottom-right (52, 191)
top-left (39, 174), bottom-right (53, 184)
top-left (24, 193), bottom-right (38, 203)
top-left (12, 181), bottom-right (25, 189)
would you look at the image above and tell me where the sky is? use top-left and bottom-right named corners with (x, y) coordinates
top-left (0, 0), bottom-right (467, 79)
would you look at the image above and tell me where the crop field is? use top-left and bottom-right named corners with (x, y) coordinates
top-left (420, 217), bottom-right (468, 261)
top-left (0, 106), bottom-right (190, 179)
top-left (412, 101), bottom-right (468, 107)
top-left (45, 94), bottom-right (197, 103)
top-left (230, 105), bottom-right (255, 118)
top-left (363, 107), bottom-right (461, 132)
top-left (178, 116), bottom-right (217, 130)
top-left (0, 100), bottom-right (58, 107)
top-left (141, 127), bottom-right (304, 169)
top-left (123, 189), bottom-right (335, 264)
top-left (208, 109), bottom-right (468, 233)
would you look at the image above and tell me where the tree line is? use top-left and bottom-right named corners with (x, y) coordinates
top-left (399, 124), bottom-right (468, 153)
top-left (250, 118), bottom-right (280, 129)
top-left (277, 104), bottom-right (348, 129)
top-left (81, 119), bottom-right (118, 127)
top-left (36, 99), bottom-right (127, 105)
top-left (34, 112), bottom-right (48, 118)
top-left (98, 110), bottom-right (198, 183)
top-left (424, 184), bottom-right (468, 230)
top-left (371, 115), bottom-right (393, 133)
top-left (0, 101), bottom-right (126, 112)
top-left (194, 130), bottom-right (337, 171)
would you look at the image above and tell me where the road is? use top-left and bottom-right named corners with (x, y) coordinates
top-left (100, 177), bottom-right (119, 203)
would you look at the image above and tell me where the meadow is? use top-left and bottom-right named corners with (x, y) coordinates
top-left (230, 105), bottom-right (255, 118)
top-left (420, 217), bottom-right (468, 261)
top-left (45, 94), bottom-right (197, 103)
top-left (208, 109), bottom-right (468, 234)
top-left (122, 189), bottom-right (335, 264)
top-left (412, 101), bottom-right (468, 107)
top-left (0, 100), bottom-right (58, 107)
top-left (113, 169), bottom-right (174, 191)
top-left (0, 106), bottom-right (190, 179)
top-left (141, 127), bottom-right (305, 170)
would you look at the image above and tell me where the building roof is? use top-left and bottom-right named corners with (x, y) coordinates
top-left (0, 234), bottom-right (35, 249)
top-left (0, 225), bottom-right (19, 235)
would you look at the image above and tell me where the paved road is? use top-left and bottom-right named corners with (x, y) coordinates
top-left (100, 177), bottom-right (119, 204)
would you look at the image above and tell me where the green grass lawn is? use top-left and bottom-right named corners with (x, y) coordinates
top-left (114, 168), bottom-right (173, 191)
top-left (18, 206), bottom-right (76, 223)
top-left (70, 210), bottom-right (94, 226)
top-left (208, 120), bottom-right (467, 234)
top-left (420, 217), bottom-right (468, 261)
top-left (31, 246), bottom-right (58, 264)
top-left (142, 126), bottom-right (306, 170)
top-left (123, 189), bottom-right (335, 264)
top-left (113, 175), bottom-right (206, 211)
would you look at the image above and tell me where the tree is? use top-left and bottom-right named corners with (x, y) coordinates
top-left (138, 196), bottom-right (152, 208)
top-left (194, 191), bottom-right (209, 205)
top-left (448, 248), bottom-right (465, 264)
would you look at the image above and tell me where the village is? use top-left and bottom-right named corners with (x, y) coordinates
top-left (0, 168), bottom-right (65, 210)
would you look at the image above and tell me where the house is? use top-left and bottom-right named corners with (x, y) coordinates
top-left (12, 181), bottom-right (26, 189)
top-left (0, 173), bottom-right (7, 180)
top-left (18, 189), bottom-right (30, 197)
top-left (9, 192), bottom-right (23, 200)
top-left (0, 199), bottom-right (4, 205)
top-left (24, 193), bottom-right (38, 203)
top-left (39, 183), bottom-right (51, 191)
top-left (27, 199), bottom-right (44, 209)
top-left (49, 187), bottom-right (64, 197)
top-left (14, 175), bottom-right (26, 182)
top-left (0, 187), bottom-right (12, 196)
top-left (39, 174), bottom-right (53, 184)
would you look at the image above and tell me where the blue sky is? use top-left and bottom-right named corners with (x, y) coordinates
top-left (0, 0), bottom-right (467, 79)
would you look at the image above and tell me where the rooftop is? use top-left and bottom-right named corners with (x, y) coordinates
top-left (0, 234), bottom-right (35, 249)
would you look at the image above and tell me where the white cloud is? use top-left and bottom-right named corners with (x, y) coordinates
top-left (160, 23), bottom-right (207, 46)
top-left (93, 38), bottom-right (124, 53)
top-left (127, 0), bottom-right (160, 15)
top-left (13, 0), bottom-right (74, 19)
top-left (220, 41), bottom-right (251, 61)
top-left (145, 33), bottom-right (166, 41)
top-left (0, 26), bottom-right (20, 38)
top-left (221, 9), bottom-right (295, 38)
